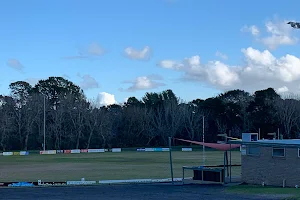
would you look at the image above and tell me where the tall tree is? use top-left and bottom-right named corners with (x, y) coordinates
top-left (22, 94), bottom-right (44, 150)
top-left (275, 95), bottom-right (300, 138)
top-left (142, 92), bottom-right (162, 108)
top-left (201, 97), bottom-right (226, 141)
top-left (0, 96), bottom-right (15, 150)
top-left (48, 94), bottom-right (66, 150)
top-left (33, 77), bottom-right (85, 108)
top-left (5, 79), bottom-right (300, 150)
top-left (9, 81), bottom-right (32, 107)
top-left (181, 103), bottom-right (204, 141)
top-left (65, 95), bottom-right (89, 149)
top-left (124, 97), bottom-right (143, 107)
top-left (218, 89), bottom-right (253, 134)
top-left (105, 104), bottom-right (123, 147)
top-left (247, 88), bottom-right (281, 138)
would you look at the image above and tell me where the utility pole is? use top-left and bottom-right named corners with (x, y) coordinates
top-left (43, 95), bottom-right (46, 151)
top-left (168, 137), bottom-right (174, 184)
top-left (202, 116), bottom-right (205, 166)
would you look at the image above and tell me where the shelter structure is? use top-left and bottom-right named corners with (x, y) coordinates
top-left (175, 138), bottom-right (241, 151)
top-left (228, 136), bottom-right (300, 187)
top-left (173, 138), bottom-right (241, 184)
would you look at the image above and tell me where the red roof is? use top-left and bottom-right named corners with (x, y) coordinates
top-left (175, 138), bottom-right (241, 151)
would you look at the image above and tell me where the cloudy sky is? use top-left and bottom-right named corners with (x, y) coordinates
top-left (1, 0), bottom-right (300, 106)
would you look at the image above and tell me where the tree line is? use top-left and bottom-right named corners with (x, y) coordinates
top-left (0, 76), bottom-right (299, 151)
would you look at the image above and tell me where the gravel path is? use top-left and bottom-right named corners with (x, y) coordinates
top-left (1, 184), bottom-right (290, 200)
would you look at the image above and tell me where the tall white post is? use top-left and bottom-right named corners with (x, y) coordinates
top-left (43, 95), bottom-right (46, 151)
top-left (168, 137), bottom-right (174, 184)
top-left (202, 115), bottom-right (205, 166)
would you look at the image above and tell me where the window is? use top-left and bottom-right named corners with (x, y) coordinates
top-left (247, 146), bottom-right (260, 156)
top-left (250, 134), bottom-right (258, 141)
top-left (272, 147), bottom-right (285, 157)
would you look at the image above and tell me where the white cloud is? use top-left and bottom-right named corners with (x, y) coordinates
top-left (121, 75), bottom-right (165, 91)
top-left (63, 42), bottom-right (105, 60)
top-left (124, 46), bottom-right (151, 60)
top-left (158, 55), bottom-right (239, 88)
top-left (157, 47), bottom-right (300, 93)
top-left (157, 60), bottom-right (183, 70)
top-left (7, 59), bottom-right (24, 72)
top-left (205, 61), bottom-right (239, 87)
top-left (242, 18), bottom-right (298, 50)
top-left (147, 74), bottom-right (164, 80)
top-left (215, 51), bottom-right (228, 60)
top-left (96, 92), bottom-right (117, 106)
top-left (87, 43), bottom-right (105, 56)
top-left (260, 20), bottom-right (298, 50)
top-left (241, 25), bottom-right (260, 36)
top-left (277, 86), bottom-right (289, 93)
top-left (78, 74), bottom-right (100, 90)
top-left (241, 47), bottom-right (300, 83)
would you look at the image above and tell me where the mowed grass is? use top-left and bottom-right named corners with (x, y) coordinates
top-left (0, 151), bottom-right (241, 182)
top-left (227, 185), bottom-right (300, 200)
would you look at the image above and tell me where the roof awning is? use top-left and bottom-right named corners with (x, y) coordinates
top-left (227, 139), bottom-right (300, 148)
top-left (174, 138), bottom-right (241, 151)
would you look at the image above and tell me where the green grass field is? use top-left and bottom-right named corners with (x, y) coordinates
top-left (227, 185), bottom-right (300, 200)
top-left (0, 150), bottom-right (241, 182)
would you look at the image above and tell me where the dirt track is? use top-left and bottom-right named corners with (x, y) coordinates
top-left (1, 184), bottom-right (289, 200)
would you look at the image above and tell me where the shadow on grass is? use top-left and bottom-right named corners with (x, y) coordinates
top-left (226, 184), bottom-right (300, 200)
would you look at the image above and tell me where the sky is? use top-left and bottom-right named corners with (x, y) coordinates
top-left (2, 0), bottom-right (300, 106)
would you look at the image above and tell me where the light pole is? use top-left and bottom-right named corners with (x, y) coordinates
top-left (192, 110), bottom-right (205, 166)
top-left (43, 95), bottom-right (46, 151)
top-left (202, 115), bottom-right (205, 166)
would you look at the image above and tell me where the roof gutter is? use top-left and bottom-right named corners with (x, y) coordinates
top-left (227, 140), bottom-right (300, 148)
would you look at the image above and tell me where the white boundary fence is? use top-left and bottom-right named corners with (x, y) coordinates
top-left (0, 147), bottom-right (194, 156)
top-left (3, 151), bottom-right (29, 156)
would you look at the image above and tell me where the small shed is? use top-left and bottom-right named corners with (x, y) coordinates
top-left (228, 138), bottom-right (300, 187)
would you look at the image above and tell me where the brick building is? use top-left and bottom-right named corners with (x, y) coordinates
top-left (229, 139), bottom-right (300, 187)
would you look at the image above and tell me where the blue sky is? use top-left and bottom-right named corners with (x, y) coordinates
top-left (2, 0), bottom-right (300, 105)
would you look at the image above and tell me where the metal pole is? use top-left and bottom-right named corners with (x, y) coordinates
top-left (277, 128), bottom-right (279, 140)
top-left (168, 137), bottom-right (174, 184)
top-left (223, 151), bottom-right (226, 184)
top-left (259, 128), bottom-right (261, 140)
top-left (202, 116), bottom-right (205, 166)
top-left (182, 167), bottom-right (185, 185)
top-left (43, 95), bottom-right (46, 151)
top-left (229, 130), bottom-right (232, 183)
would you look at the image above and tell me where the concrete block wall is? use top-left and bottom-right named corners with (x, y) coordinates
top-left (242, 146), bottom-right (300, 187)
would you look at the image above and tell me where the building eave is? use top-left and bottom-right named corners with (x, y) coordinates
top-left (227, 140), bottom-right (300, 148)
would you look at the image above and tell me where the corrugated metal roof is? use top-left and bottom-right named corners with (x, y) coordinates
top-left (257, 139), bottom-right (300, 144)
top-left (228, 139), bottom-right (300, 148)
